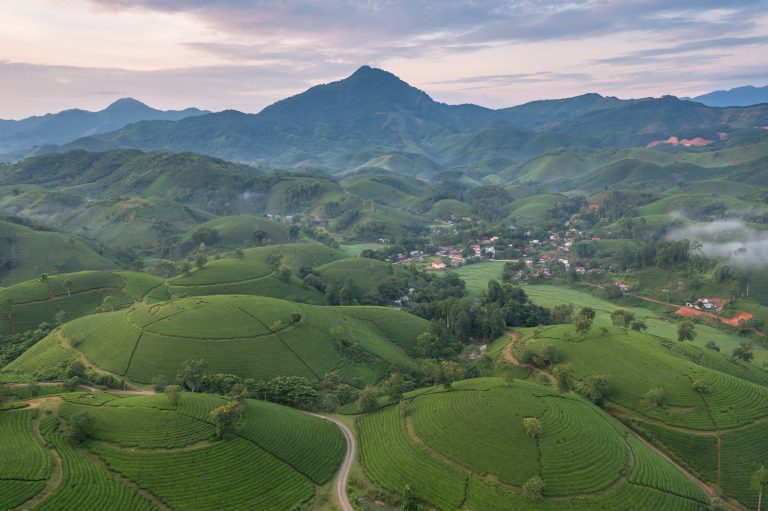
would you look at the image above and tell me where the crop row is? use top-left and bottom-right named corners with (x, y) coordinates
top-left (127, 332), bottom-right (315, 383)
top-left (60, 401), bottom-right (214, 448)
top-left (239, 400), bottom-right (344, 484)
top-left (626, 435), bottom-right (707, 502)
top-left (357, 405), bottom-right (468, 510)
top-left (539, 397), bottom-right (627, 495)
top-left (93, 437), bottom-right (314, 511)
top-left (0, 409), bottom-right (52, 480)
top-left (633, 420), bottom-right (718, 483)
top-left (38, 422), bottom-right (154, 511)
top-left (692, 367), bottom-right (768, 429)
top-left (0, 480), bottom-right (46, 509)
top-left (63, 312), bottom-right (142, 375)
top-left (411, 386), bottom-right (545, 486)
top-left (2, 333), bottom-right (75, 378)
top-left (720, 421), bottom-right (768, 508)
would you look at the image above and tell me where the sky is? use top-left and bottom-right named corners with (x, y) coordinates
top-left (1, 0), bottom-right (767, 118)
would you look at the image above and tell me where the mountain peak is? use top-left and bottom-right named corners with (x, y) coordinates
top-left (105, 98), bottom-right (151, 111)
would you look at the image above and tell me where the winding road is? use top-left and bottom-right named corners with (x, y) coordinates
top-left (308, 413), bottom-right (356, 511)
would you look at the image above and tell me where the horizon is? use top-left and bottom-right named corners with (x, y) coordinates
top-left (1, 1), bottom-right (768, 119)
top-left (2, 65), bottom-right (767, 121)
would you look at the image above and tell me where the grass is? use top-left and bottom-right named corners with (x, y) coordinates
top-left (5, 295), bottom-right (427, 386)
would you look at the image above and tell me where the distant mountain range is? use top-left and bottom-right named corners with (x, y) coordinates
top-left (692, 85), bottom-right (768, 107)
top-left (0, 98), bottom-right (207, 157)
top-left (13, 67), bottom-right (768, 171)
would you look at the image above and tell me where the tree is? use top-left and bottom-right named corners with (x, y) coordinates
top-left (176, 359), bottom-right (207, 392)
top-left (1, 298), bottom-right (13, 321)
top-left (131, 259), bottom-right (145, 272)
top-left (68, 412), bottom-right (95, 445)
top-left (100, 295), bottom-right (116, 312)
top-left (63, 279), bottom-right (73, 297)
top-left (752, 465), bottom-right (768, 511)
top-left (434, 360), bottom-right (463, 390)
top-left (496, 360), bottom-right (515, 386)
top-left (611, 309), bottom-right (635, 331)
top-left (550, 303), bottom-right (574, 324)
top-left (574, 307), bottom-right (595, 337)
top-left (54, 310), bottom-right (66, 326)
top-left (278, 265), bottom-right (292, 282)
top-left (704, 341), bottom-right (720, 352)
top-left (401, 484), bottom-right (418, 511)
top-left (522, 417), bottom-right (542, 438)
top-left (194, 249), bottom-right (208, 270)
top-left (234, 248), bottom-right (245, 259)
top-left (644, 387), bottom-right (665, 406)
top-left (732, 340), bottom-right (754, 362)
top-left (579, 374), bottom-right (610, 406)
top-left (164, 384), bottom-right (182, 407)
top-left (358, 386), bottom-right (379, 412)
top-left (522, 475), bottom-right (544, 500)
top-left (384, 372), bottom-right (404, 403)
top-left (691, 379), bottom-right (710, 394)
top-left (553, 364), bottom-right (574, 392)
top-left (630, 319), bottom-right (647, 332)
top-left (677, 320), bottom-right (696, 342)
top-left (209, 398), bottom-right (244, 438)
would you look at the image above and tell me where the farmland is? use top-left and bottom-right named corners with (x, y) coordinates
top-left (357, 378), bottom-right (709, 510)
top-left (2, 295), bottom-right (425, 385)
top-left (0, 390), bottom-right (343, 510)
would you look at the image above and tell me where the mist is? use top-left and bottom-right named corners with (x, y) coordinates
top-left (667, 220), bottom-right (768, 267)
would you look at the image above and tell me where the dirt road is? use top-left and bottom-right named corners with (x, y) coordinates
top-left (308, 413), bottom-right (356, 511)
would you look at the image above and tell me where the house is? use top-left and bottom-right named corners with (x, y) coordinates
top-left (431, 262), bottom-right (447, 269)
top-left (575, 266), bottom-right (586, 275)
top-left (558, 258), bottom-right (570, 269)
top-left (471, 244), bottom-right (482, 257)
top-left (615, 281), bottom-right (631, 292)
top-left (525, 260), bottom-right (534, 269)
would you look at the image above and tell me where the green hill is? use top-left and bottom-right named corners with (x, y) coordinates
top-left (521, 323), bottom-right (768, 508)
top-left (0, 391), bottom-right (344, 510)
top-left (0, 270), bottom-right (164, 334)
top-left (180, 215), bottom-right (293, 250)
top-left (0, 220), bottom-right (115, 286)
top-left (316, 257), bottom-right (406, 300)
top-left (3, 295), bottom-right (425, 385)
top-left (358, 377), bottom-right (708, 510)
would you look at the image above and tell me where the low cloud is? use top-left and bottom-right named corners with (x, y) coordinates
top-left (667, 220), bottom-right (768, 267)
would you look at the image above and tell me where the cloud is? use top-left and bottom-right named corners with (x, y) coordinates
top-left (667, 220), bottom-right (768, 267)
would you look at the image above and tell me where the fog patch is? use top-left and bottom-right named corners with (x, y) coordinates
top-left (667, 220), bottom-right (768, 267)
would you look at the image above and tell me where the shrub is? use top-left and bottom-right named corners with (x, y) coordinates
top-left (522, 475), bottom-right (544, 500)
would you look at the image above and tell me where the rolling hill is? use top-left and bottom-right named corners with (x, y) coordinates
top-left (0, 390), bottom-right (343, 510)
top-left (2, 295), bottom-right (426, 385)
top-left (0, 219), bottom-right (115, 286)
top-left (358, 377), bottom-right (709, 510)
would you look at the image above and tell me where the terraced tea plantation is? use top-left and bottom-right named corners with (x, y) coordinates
top-left (520, 323), bottom-right (768, 508)
top-left (0, 270), bottom-right (164, 334)
top-left (2, 295), bottom-right (425, 385)
top-left (357, 378), bottom-right (709, 510)
top-left (0, 391), bottom-right (344, 510)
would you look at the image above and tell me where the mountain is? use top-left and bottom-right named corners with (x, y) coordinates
top-left (692, 85), bottom-right (768, 107)
top-left (497, 93), bottom-right (631, 130)
top-left (0, 98), bottom-right (207, 155)
top-left (38, 67), bottom-right (768, 171)
top-left (552, 96), bottom-right (768, 146)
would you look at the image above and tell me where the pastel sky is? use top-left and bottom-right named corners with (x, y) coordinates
top-left (1, 0), bottom-right (767, 118)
